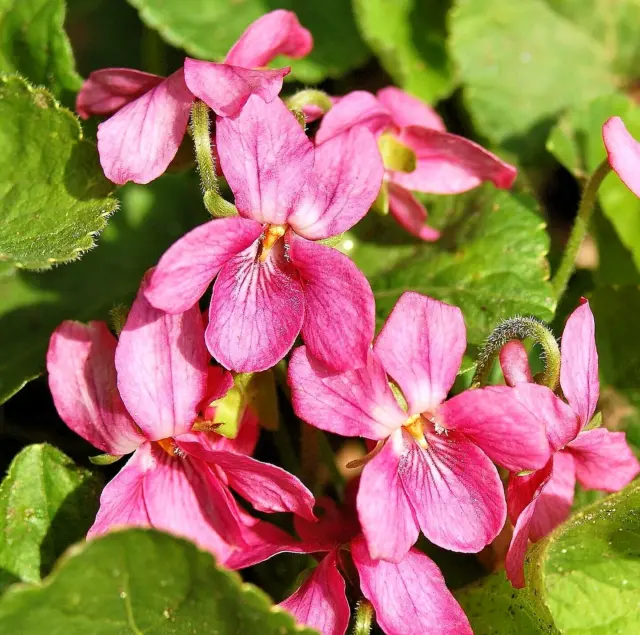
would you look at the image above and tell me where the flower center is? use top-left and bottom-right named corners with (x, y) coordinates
top-left (259, 223), bottom-right (287, 262)
top-left (156, 438), bottom-right (185, 457)
top-left (403, 413), bottom-right (428, 449)
top-left (378, 133), bottom-right (417, 173)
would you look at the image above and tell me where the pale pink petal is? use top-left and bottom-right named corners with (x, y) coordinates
top-left (289, 347), bottom-right (406, 440)
top-left (145, 217), bottom-right (263, 314)
top-left (352, 537), bottom-right (472, 635)
top-left (88, 444), bottom-right (152, 538)
top-left (47, 321), bottom-right (144, 455)
top-left (440, 384), bottom-right (557, 472)
top-left (141, 444), bottom-right (244, 559)
top-left (568, 428), bottom-right (640, 491)
top-left (279, 551), bottom-right (350, 635)
top-left (603, 116), bottom-right (640, 198)
top-left (289, 235), bottom-right (374, 371)
top-left (206, 241), bottom-right (304, 372)
top-left (528, 452), bottom-right (575, 541)
top-left (184, 59), bottom-right (288, 118)
top-left (387, 183), bottom-right (441, 241)
top-left (315, 91), bottom-right (393, 144)
top-left (288, 127), bottom-right (384, 240)
top-left (499, 340), bottom-right (533, 386)
top-left (401, 428), bottom-right (506, 553)
top-left (225, 10), bottom-right (313, 68)
top-left (216, 95), bottom-right (315, 224)
top-left (357, 431), bottom-right (420, 562)
top-left (115, 281), bottom-right (209, 440)
top-left (376, 86), bottom-right (446, 131)
top-left (76, 68), bottom-right (164, 119)
top-left (505, 460), bottom-right (554, 588)
top-left (389, 127), bottom-right (517, 194)
top-left (97, 69), bottom-right (193, 184)
top-left (560, 301), bottom-right (599, 428)
top-left (374, 292), bottom-right (465, 414)
top-left (177, 440), bottom-right (316, 521)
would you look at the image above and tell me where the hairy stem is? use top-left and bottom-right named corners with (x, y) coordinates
top-left (472, 316), bottom-right (560, 389)
top-left (552, 158), bottom-right (611, 299)
top-left (352, 600), bottom-right (374, 635)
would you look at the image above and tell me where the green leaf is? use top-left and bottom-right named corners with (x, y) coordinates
top-left (547, 93), bottom-right (640, 275)
top-left (0, 0), bottom-right (81, 101)
top-left (0, 444), bottom-right (101, 592)
top-left (589, 286), bottom-right (640, 394)
top-left (0, 172), bottom-right (205, 404)
top-left (455, 571), bottom-right (557, 635)
top-left (365, 187), bottom-right (556, 344)
top-left (529, 479), bottom-right (640, 634)
top-left (0, 529), bottom-right (319, 634)
top-left (353, 0), bottom-right (454, 103)
top-left (449, 0), bottom-right (619, 160)
top-left (127, 0), bottom-right (369, 83)
top-left (0, 75), bottom-right (118, 270)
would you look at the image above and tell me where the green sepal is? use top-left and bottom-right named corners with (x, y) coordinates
top-left (371, 182), bottom-right (389, 216)
top-left (378, 133), bottom-right (417, 173)
top-left (584, 411), bottom-right (603, 431)
top-left (89, 453), bottom-right (123, 466)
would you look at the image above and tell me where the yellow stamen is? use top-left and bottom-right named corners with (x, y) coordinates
top-left (403, 414), bottom-right (428, 449)
top-left (157, 438), bottom-right (178, 456)
top-left (259, 224), bottom-right (287, 262)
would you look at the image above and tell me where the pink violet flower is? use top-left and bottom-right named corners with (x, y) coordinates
top-left (46, 274), bottom-right (316, 564)
top-left (274, 492), bottom-right (472, 635)
top-left (602, 116), bottom-right (640, 198)
top-left (503, 300), bottom-right (640, 588)
top-left (144, 95), bottom-right (383, 373)
top-left (314, 87), bottom-right (517, 241)
top-left (288, 291), bottom-right (552, 563)
top-left (76, 10), bottom-right (312, 184)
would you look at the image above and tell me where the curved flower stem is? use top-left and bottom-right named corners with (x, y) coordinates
top-left (189, 99), bottom-right (237, 217)
top-left (471, 316), bottom-right (560, 390)
top-left (352, 600), bottom-right (374, 635)
top-left (552, 158), bottom-right (611, 300)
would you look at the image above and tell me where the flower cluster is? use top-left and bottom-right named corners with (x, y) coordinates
top-left (44, 9), bottom-right (639, 635)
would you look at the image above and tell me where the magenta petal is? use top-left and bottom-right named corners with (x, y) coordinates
top-left (441, 384), bottom-right (562, 471)
top-left (290, 236), bottom-right (374, 371)
top-left (352, 537), bottom-right (472, 635)
top-left (401, 429), bottom-right (505, 553)
top-left (357, 431), bottom-right (420, 562)
top-left (142, 444), bottom-right (244, 559)
top-left (76, 68), bottom-right (164, 119)
top-left (47, 321), bottom-right (144, 455)
top-left (288, 127), bottom-right (384, 240)
top-left (528, 452), bottom-right (575, 541)
top-left (560, 301), bottom-right (599, 428)
top-left (315, 90), bottom-right (393, 144)
top-left (184, 59), bottom-right (288, 118)
top-left (225, 10), bottom-right (313, 68)
top-left (97, 68), bottom-right (193, 184)
top-left (207, 241), bottom-right (304, 372)
top-left (115, 282), bottom-right (209, 440)
top-left (374, 292), bottom-right (465, 414)
top-left (216, 95), bottom-right (315, 224)
top-left (177, 441), bottom-right (316, 521)
top-left (294, 498), bottom-right (360, 550)
top-left (279, 551), bottom-right (350, 635)
top-left (145, 217), bottom-right (262, 314)
top-left (387, 183), bottom-right (441, 242)
top-left (88, 444), bottom-right (152, 538)
top-left (505, 460), bottom-right (553, 588)
top-left (390, 127), bottom-right (517, 194)
top-left (603, 116), bottom-right (640, 198)
top-left (499, 340), bottom-right (533, 386)
top-left (289, 347), bottom-right (406, 440)
top-left (568, 428), bottom-right (640, 492)
top-left (376, 86), bottom-right (446, 132)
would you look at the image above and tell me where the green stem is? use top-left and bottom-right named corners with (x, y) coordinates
top-left (552, 158), bottom-right (611, 299)
top-left (351, 600), bottom-right (374, 635)
top-left (189, 100), bottom-right (237, 217)
top-left (472, 316), bottom-right (560, 389)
